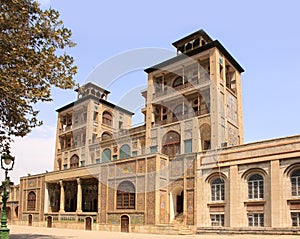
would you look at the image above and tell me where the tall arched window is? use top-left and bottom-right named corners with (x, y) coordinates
top-left (211, 178), bottom-right (225, 201)
top-left (70, 154), bottom-right (79, 168)
top-left (162, 131), bottom-right (180, 156)
top-left (120, 144), bottom-right (130, 159)
top-left (248, 174), bottom-right (264, 199)
top-left (102, 111), bottom-right (112, 127)
top-left (102, 148), bottom-right (111, 162)
top-left (291, 169), bottom-right (300, 196)
top-left (117, 181), bottom-right (135, 209)
top-left (27, 191), bottom-right (36, 211)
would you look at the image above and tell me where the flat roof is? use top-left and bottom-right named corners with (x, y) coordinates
top-left (145, 40), bottom-right (244, 74)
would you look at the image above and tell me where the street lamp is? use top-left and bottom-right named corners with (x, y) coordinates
top-left (0, 154), bottom-right (15, 239)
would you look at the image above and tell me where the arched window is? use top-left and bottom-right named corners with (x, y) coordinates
top-left (172, 76), bottom-right (187, 88)
top-left (120, 144), bottom-right (130, 159)
top-left (211, 178), bottom-right (225, 201)
top-left (70, 155), bottom-right (79, 168)
top-left (200, 124), bottom-right (211, 150)
top-left (102, 148), bottom-right (111, 163)
top-left (291, 169), bottom-right (300, 196)
top-left (102, 111), bottom-right (112, 127)
top-left (248, 174), bottom-right (264, 199)
top-left (27, 192), bottom-right (36, 211)
top-left (162, 131), bottom-right (180, 156)
top-left (101, 132), bottom-right (112, 141)
top-left (117, 181), bottom-right (135, 209)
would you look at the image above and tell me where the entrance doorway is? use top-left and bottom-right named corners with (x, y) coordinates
top-left (85, 217), bottom-right (92, 230)
top-left (170, 187), bottom-right (184, 222)
top-left (176, 191), bottom-right (184, 214)
top-left (121, 215), bottom-right (129, 232)
top-left (47, 216), bottom-right (52, 228)
top-left (28, 214), bottom-right (33, 226)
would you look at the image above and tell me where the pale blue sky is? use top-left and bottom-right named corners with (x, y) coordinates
top-left (8, 0), bottom-right (300, 182)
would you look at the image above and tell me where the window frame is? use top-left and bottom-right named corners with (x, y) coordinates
top-left (116, 181), bottom-right (135, 210)
top-left (248, 174), bottom-right (264, 200)
top-left (27, 191), bottom-right (36, 211)
top-left (211, 178), bottom-right (225, 201)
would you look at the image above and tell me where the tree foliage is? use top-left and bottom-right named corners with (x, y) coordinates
top-left (0, 0), bottom-right (77, 153)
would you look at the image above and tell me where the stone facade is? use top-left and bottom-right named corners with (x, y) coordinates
top-left (14, 30), bottom-right (300, 234)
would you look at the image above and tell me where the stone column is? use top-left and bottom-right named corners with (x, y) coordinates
top-left (59, 180), bottom-right (65, 213)
top-left (229, 165), bottom-right (240, 227)
top-left (76, 178), bottom-right (82, 213)
top-left (270, 160), bottom-right (281, 227)
top-left (44, 183), bottom-right (49, 213)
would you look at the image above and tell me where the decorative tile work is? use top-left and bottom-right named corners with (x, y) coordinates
top-left (226, 93), bottom-right (237, 125)
top-left (186, 157), bottom-right (195, 177)
top-left (187, 190), bottom-right (194, 225)
top-left (137, 193), bottom-right (145, 210)
top-left (159, 191), bottom-right (167, 224)
top-left (28, 179), bottom-right (36, 188)
top-left (108, 187), bottom-right (114, 211)
top-left (109, 165), bottom-right (115, 178)
top-left (184, 120), bottom-right (193, 130)
top-left (107, 213), bottom-right (144, 225)
top-left (147, 157), bottom-right (156, 173)
top-left (100, 183), bottom-right (107, 223)
top-left (146, 191), bottom-right (155, 224)
top-left (137, 160), bottom-right (145, 173)
top-left (228, 124), bottom-right (238, 146)
top-left (137, 176), bottom-right (145, 193)
top-left (170, 157), bottom-right (184, 178)
top-left (187, 178), bottom-right (194, 189)
top-left (116, 161), bottom-right (136, 176)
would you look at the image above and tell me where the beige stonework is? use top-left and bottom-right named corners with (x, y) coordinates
top-left (11, 29), bottom-right (300, 235)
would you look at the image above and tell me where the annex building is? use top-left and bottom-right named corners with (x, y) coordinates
top-left (10, 30), bottom-right (300, 234)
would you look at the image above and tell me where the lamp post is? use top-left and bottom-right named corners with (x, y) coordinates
top-left (0, 154), bottom-right (15, 239)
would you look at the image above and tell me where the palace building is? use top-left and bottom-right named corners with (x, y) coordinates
top-left (13, 30), bottom-right (300, 234)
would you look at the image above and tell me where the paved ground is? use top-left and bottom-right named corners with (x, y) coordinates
top-left (9, 225), bottom-right (300, 239)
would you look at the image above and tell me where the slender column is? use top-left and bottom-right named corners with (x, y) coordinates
top-left (270, 160), bottom-right (281, 227)
top-left (44, 183), bottom-right (49, 213)
top-left (198, 93), bottom-right (200, 113)
top-left (76, 178), bottom-right (82, 213)
top-left (59, 180), bottom-right (65, 213)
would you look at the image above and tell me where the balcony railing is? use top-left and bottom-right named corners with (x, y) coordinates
top-left (155, 109), bottom-right (209, 126)
top-left (153, 75), bottom-right (210, 100)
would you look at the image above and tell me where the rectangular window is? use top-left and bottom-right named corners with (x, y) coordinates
top-left (113, 155), bottom-right (117, 160)
top-left (248, 213), bottom-right (264, 227)
top-left (184, 139), bottom-right (192, 153)
top-left (80, 160), bottom-right (85, 166)
top-left (150, 146), bottom-right (158, 154)
top-left (63, 164), bottom-right (68, 170)
top-left (292, 212), bottom-right (300, 226)
top-left (211, 214), bottom-right (224, 227)
top-left (96, 158), bottom-right (100, 164)
top-left (132, 151), bottom-right (137, 157)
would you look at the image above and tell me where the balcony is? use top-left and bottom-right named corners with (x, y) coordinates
top-left (152, 75), bottom-right (210, 101)
top-left (154, 109), bottom-right (209, 126)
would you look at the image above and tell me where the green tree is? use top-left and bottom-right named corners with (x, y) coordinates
top-left (0, 0), bottom-right (77, 153)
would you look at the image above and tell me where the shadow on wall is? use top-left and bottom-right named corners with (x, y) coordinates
top-left (10, 234), bottom-right (74, 239)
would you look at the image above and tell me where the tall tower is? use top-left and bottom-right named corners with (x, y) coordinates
top-left (53, 82), bottom-right (133, 171)
top-left (144, 30), bottom-right (244, 155)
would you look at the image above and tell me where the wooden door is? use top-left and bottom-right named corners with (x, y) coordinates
top-left (47, 216), bottom-right (52, 228)
top-left (121, 215), bottom-right (129, 232)
top-left (85, 217), bottom-right (92, 230)
top-left (28, 214), bottom-right (33, 226)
